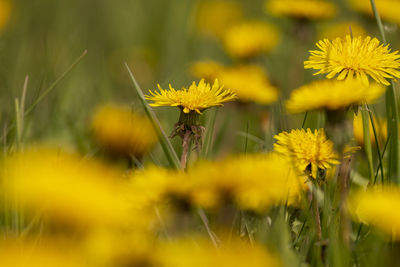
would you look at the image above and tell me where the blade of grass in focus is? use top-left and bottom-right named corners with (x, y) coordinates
top-left (361, 105), bottom-right (374, 183)
top-left (369, 0), bottom-right (400, 184)
top-left (125, 63), bottom-right (181, 169)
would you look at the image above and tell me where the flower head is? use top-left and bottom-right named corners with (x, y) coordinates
top-left (191, 61), bottom-right (278, 105)
top-left (157, 238), bottom-right (282, 267)
top-left (2, 148), bottom-right (137, 227)
top-left (274, 129), bottom-right (340, 178)
top-left (187, 153), bottom-right (305, 211)
top-left (91, 105), bottom-right (158, 158)
top-left (266, 0), bottom-right (336, 20)
top-left (348, 186), bottom-right (400, 240)
top-left (146, 79), bottom-right (237, 114)
top-left (304, 35), bottom-right (400, 85)
top-left (222, 21), bottom-right (279, 58)
top-left (286, 79), bottom-right (385, 113)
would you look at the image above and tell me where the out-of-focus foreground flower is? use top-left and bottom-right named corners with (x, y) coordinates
top-left (348, 186), bottom-right (400, 240)
top-left (157, 238), bottom-right (283, 267)
top-left (1, 148), bottom-right (150, 228)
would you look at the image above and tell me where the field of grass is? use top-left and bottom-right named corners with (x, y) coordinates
top-left (1, 0), bottom-right (400, 266)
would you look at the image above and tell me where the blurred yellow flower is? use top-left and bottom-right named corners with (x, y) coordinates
top-left (146, 79), bottom-right (237, 114)
top-left (2, 148), bottom-right (135, 227)
top-left (305, 35), bottom-right (400, 86)
top-left (0, 0), bottom-right (11, 31)
top-left (191, 61), bottom-right (278, 105)
top-left (266, 0), bottom-right (336, 20)
top-left (286, 80), bottom-right (385, 113)
top-left (222, 21), bottom-right (279, 58)
top-left (0, 239), bottom-right (88, 267)
top-left (194, 0), bottom-right (242, 38)
top-left (91, 105), bottom-right (158, 158)
top-left (349, 0), bottom-right (400, 26)
top-left (318, 21), bottom-right (367, 40)
top-left (187, 153), bottom-right (305, 211)
top-left (348, 186), bottom-right (400, 240)
top-left (157, 238), bottom-right (282, 267)
top-left (353, 113), bottom-right (387, 146)
top-left (83, 228), bottom-right (155, 267)
top-left (274, 129), bottom-right (340, 178)
top-left (190, 60), bottom-right (225, 82)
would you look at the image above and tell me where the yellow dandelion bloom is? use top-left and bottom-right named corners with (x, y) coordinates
top-left (304, 35), bottom-right (400, 86)
top-left (0, 239), bottom-right (89, 267)
top-left (266, 0), bottom-right (336, 20)
top-left (222, 21), bottom-right (279, 58)
top-left (2, 148), bottom-right (134, 227)
top-left (91, 105), bottom-right (158, 158)
top-left (157, 238), bottom-right (283, 267)
top-left (194, 0), bottom-right (242, 38)
top-left (274, 129), bottom-right (340, 178)
top-left (348, 186), bottom-right (400, 240)
top-left (286, 79), bottom-right (385, 113)
top-left (191, 62), bottom-right (278, 105)
top-left (349, 0), bottom-right (400, 26)
top-left (0, 0), bottom-right (11, 32)
top-left (145, 79), bottom-right (237, 114)
top-left (83, 229), bottom-right (155, 267)
top-left (318, 21), bottom-right (367, 40)
top-left (353, 113), bottom-right (387, 146)
top-left (187, 153), bottom-right (305, 211)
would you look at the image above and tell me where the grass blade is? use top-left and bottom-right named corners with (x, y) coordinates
top-left (369, 0), bottom-right (400, 183)
top-left (361, 105), bottom-right (374, 183)
top-left (125, 63), bottom-right (181, 169)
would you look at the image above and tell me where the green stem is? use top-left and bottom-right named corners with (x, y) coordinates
top-left (367, 106), bottom-right (385, 183)
top-left (369, 0), bottom-right (400, 184)
top-left (361, 105), bottom-right (374, 183)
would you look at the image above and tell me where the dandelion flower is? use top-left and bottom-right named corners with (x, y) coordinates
top-left (0, 239), bottom-right (88, 267)
top-left (274, 129), bottom-right (340, 178)
top-left (286, 79), bottom-right (385, 113)
top-left (349, 0), bottom-right (400, 26)
top-left (266, 0), bottom-right (336, 20)
top-left (187, 153), bottom-right (305, 211)
top-left (194, 0), bottom-right (242, 38)
top-left (348, 186), bottom-right (400, 240)
top-left (145, 79), bottom-right (237, 114)
top-left (2, 148), bottom-right (134, 227)
top-left (222, 21), bottom-right (279, 58)
top-left (91, 105), bottom-right (158, 158)
top-left (318, 21), bottom-right (366, 40)
top-left (304, 35), bottom-right (400, 86)
top-left (157, 238), bottom-right (283, 267)
top-left (0, 0), bottom-right (11, 31)
top-left (191, 62), bottom-right (278, 105)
